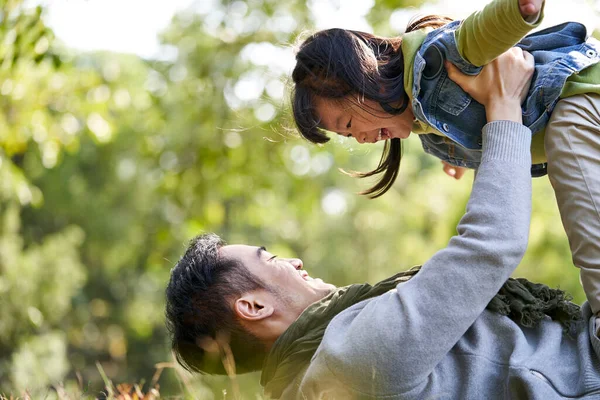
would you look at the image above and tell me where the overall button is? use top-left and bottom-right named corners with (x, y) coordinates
top-left (477, 138), bottom-right (482, 146)
top-left (442, 123), bottom-right (450, 132)
top-left (586, 49), bottom-right (597, 58)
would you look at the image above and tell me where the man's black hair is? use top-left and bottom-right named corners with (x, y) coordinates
top-left (165, 233), bottom-right (268, 374)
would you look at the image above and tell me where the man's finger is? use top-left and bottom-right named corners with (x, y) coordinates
top-left (511, 46), bottom-right (523, 56)
top-left (445, 60), bottom-right (470, 92)
top-left (444, 60), bottom-right (458, 78)
top-left (519, 51), bottom-right (534, 103)
top-left (523, 50), bottom-right (534, 69)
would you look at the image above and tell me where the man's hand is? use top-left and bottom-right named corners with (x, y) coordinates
top-left (445, 47), bottom-right (534, 123)
top-left (442, 161), bottom-right (467, 180)
top-left (519, 0), bottom-right (543, 19)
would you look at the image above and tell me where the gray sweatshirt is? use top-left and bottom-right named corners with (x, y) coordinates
top-left (283, 121), bottom-right (600, 399)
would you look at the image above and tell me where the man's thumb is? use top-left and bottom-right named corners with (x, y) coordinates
top-left (444, 60), bottom-right (467, 90)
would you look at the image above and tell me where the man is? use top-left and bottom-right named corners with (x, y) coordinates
top-left (165, 50), bottom-right (600, 398)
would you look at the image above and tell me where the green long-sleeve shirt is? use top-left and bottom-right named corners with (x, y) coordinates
top-left (402, 0), bottom-right (600, 164)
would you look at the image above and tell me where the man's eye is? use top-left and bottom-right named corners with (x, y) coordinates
top-left (346, 118), bottom-right (352, 129)
top-left (268, 255), bottom-right (277, 261)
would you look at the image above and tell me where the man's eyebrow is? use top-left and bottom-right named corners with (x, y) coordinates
top-left (256, 246), bottom-right (266, 258)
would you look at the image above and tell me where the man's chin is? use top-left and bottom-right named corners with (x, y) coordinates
top-left (305, 276), bottom-right (336, 297)
top-left (312, 280), bottom-right (336, 294)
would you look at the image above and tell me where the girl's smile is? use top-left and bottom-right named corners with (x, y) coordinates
top-left (314, 96), bottom-right (414, 144)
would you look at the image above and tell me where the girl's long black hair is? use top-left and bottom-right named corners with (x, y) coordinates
top-left (291, 15), bottom-right (453, 198)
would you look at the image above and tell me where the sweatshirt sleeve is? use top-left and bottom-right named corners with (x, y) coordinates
top-left (299, 121), bottom-right (532, 396)
top-left (455, 0), bottom-right (544, 66)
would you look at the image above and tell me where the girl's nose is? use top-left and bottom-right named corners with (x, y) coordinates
top-left (358, 133), bottom-right (377, 144)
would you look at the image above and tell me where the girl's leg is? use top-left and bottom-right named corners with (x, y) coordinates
top-left (544, 93), bottom-right (600, 318)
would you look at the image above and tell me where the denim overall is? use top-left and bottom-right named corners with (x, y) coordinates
top-left (412, 21), bottom-right (600, 176)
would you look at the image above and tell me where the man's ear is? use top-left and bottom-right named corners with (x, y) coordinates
top-left (234, 292), bottom-right (275, 322)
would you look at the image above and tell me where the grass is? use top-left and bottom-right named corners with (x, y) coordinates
top-left (0, 342), bottom-right (251, 400)
top-left (0, 361), bottom-right (177, 400)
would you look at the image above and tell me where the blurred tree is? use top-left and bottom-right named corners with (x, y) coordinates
top-left (0, 0), bottom-right (89, 393)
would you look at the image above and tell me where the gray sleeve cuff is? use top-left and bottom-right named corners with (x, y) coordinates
top-left (482, 120), bottom-right (532, 165)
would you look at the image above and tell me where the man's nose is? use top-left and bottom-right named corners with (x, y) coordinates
top-left (288, 258), bottom-right (303, 270)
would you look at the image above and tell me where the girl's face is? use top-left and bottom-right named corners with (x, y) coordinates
top-left (314, 96), bottom-right (414, 144)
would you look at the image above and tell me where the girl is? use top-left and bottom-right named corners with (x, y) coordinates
top-left (291, 0), bottom-right (600, 328)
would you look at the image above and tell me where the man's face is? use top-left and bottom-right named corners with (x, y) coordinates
top-left (219, 245), bottom-right (335, 314)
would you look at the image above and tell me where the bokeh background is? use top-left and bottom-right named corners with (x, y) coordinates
top-left (1, 0), bottom-right (599, 397)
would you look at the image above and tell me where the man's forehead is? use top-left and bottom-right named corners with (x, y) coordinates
top-left (219, 244), bottom-right (264, 258)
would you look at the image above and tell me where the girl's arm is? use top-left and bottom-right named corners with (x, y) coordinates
top-left (456, 0), bottom-right (544, 66)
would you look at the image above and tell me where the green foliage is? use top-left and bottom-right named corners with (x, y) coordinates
top-left (0, 0), bottom-right (595, 398)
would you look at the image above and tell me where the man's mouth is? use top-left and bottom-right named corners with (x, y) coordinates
top-left (299, 270), bottom-right (310, 281)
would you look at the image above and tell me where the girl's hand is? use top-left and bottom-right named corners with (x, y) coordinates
top-left (519, 0), bottom-right (543, 18)
top-left (442, 161), bottom-right (467, 180)
top-left (445, 47), bottom-right (534, 123)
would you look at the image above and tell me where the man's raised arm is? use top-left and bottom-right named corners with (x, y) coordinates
top-left (296, 48), bottom-right (535, 398)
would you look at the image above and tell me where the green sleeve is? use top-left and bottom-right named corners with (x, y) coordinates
top-left (455, 0), bottom-right (544, 67)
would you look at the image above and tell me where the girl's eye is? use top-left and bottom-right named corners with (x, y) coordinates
top-left (346, 118), bottom-right (352, 129)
